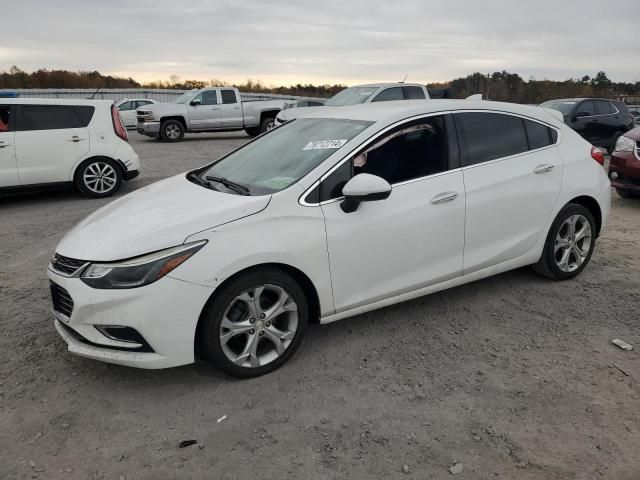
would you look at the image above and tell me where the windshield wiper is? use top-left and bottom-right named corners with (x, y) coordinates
top-left (188, 172), bottom-right (219, 191)
top-left (205, 176), bottom-right (251, 195)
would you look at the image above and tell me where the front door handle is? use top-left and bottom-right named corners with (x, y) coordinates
top-left (430, 191), bottom-right (458, 204)
top-left (534, 164), bottom-right (554, 174)
top-left (67, 136), bottom-right (85, 142)
top-left (0, 142), bottom-right (11, 148)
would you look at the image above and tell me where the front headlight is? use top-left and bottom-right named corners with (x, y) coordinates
top-left (80, 241), bottom-right (206, 289)
top-left (137, 110), bottom-right (155, 121)
top-left (615, 135), bottom-right (635, 152)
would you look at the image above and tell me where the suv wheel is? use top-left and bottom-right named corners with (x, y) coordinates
top-left (199, 268), bottom-right (309, 378)
top-left (160, 119), bottom-right (185, 142)
top-left (75, 158), bottom-right (122, 198)
top-left (532, 203), bottom-right (596, 280)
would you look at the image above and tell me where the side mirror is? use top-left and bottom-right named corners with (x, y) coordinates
top-left (190, 99), bottom-right (202, 106)
top-left (340, 173), bottom-right (391, 213)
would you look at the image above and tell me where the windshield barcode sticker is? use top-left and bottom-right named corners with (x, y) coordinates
top-left (303, 139), bottom-right (348, 150)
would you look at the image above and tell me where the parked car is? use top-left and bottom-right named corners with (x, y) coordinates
top-left (136, 87), bottom-right (286, 141)
top-left (609, 126), bottom-right (640, 198)
top-left (629, 108), bottom-right (640, 125)
top-left (282, 99), bottom-right (326, 110)
top-left (49, 99), bottom-right (610, 377)
top-left (274, 83), bottom-right (431, 126)
top-left (116, 98), bottom-right (157, 128)
top-left (0, 98), bottom-right (139, 198)
top-left (540, 98), bottom-right (634, 152)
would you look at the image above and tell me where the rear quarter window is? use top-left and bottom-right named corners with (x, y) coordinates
top-left (524, 119), bottom-right (555, 150)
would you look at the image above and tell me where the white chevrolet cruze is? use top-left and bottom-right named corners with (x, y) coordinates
top-left (48, 100), bottom-right (610, 377)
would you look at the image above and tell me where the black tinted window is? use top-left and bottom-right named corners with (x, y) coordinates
top-left (355, 115), bottom-right (448, 184)
top-left (457, 112), bottom-right (528, 166)
top-left (320, 160), bottom-right (352, 201)
top-left (403, 86), bottom-right (426, 99)
top-left (595, 101), bottom-right (615, 115)
top-left (578, 101), bottom-right (595, 116)
top-left (372, 87), bottom-right (403, 102)
top-left (0, 106), bottom-right (12, 132)
top-left (525, 119), bottom-right (552, 150)
top-left (221, 90), bottom-right (237, 104)
top-left (17, 105), bottom-right (94, 131)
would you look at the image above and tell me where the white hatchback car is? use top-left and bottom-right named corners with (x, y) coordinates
top-left (48, 100), bottom-right (610, 377)
top-left (0, 98), bottom-right (140, 198)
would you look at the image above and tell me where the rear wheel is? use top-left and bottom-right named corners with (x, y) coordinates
top-left (260, 117), bottom-right (276, 133)
top-left (532, 203), bottom-right (596, 280)
top-left (244, 127), bottom-right (261, 137)
top-left (75, 158), bottom-right (122, 198)
top-left (160, 119), bottom-right (185, 142)
top-left (199, 268), bottom-right (309, 378)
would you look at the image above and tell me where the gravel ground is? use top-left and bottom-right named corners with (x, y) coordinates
top-left (1, 131), bottom-right (639, 480)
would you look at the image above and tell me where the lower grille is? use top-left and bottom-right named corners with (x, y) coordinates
top-left (50, 282), bottom-right (74, 318)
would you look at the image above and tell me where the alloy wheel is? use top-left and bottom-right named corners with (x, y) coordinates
top-left (83, 162), bottom-right (117, 194)
top-left (554, 214), bottom-right (592, 272)
top-left (166, 124), bottom-right (181, 140)
top-left (219, 284), bottom-right (299, 368)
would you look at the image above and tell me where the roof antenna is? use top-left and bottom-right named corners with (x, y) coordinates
top-left (400, 74), bottom-right (408, 84)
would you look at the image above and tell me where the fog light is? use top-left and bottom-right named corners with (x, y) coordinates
top-left (610, 171), bottom-right (619, 180)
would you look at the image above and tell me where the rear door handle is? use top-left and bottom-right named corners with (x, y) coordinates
top-left (67, 136), bottom-right (85, 142)
top-left (430, 191), bottom-right (458, 204)
top-left (534, 164), bottom-right (554, 174)
top-left (0, 142), bottom-right (11, 148)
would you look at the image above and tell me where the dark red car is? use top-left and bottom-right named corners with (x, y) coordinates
top-left (609, 126), bottom-right (640, 198)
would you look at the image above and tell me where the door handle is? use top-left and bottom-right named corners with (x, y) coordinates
top-left (67, 136), bottom-right (84, 142)
top-left (0, 142), bottom-right (11, 148)
top-left (430, 191), bottom-right (458, 204)
top-left (534, 164), bottom-right (554, 174)
top-left (211, 107), bottom-right (220, 110)
top-left (233, 106), bottom-right (240, 110)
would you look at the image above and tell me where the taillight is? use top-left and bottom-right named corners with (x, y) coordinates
top-left (111, 104), bottom-right (128, 142)
top-left (591, 146), bottom-right (604, 165)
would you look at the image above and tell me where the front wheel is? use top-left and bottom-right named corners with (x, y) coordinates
top-left (532, 203), bottom-right (596, 280)
top-left (199, 268), bottom-right (309, 378)
top-left (160, 119), bottom-right (185, 142)
top-left (75, 158), bottom-right (122, 198)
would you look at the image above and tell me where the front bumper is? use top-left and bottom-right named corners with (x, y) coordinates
top-left (48, 268), bottom-right (214, 369)
top-left (137, 121), bottom-right (161, 138)
top-left (609, 150), bottom-right (640, 192)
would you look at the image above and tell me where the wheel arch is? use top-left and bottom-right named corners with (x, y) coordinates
top-left (567, 195), bottom-right (602, 235)
top-left (194, 262), bottom-right (322, 354)
top-left (259, 110), bottom-right (280, 124)
top-left (160, 115), bottom-right (187, 130)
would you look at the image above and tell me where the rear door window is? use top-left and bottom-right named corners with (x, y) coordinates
top-left (16, 105), bottom-right (94, 131)
top-left (371, 87), bottom-right (404, 102)
top-left (456, 112), bottom-right (529, 166)
top-left (402, 86), bottom-right (426, 99)
top-left (221, 90), bottom-right (238, 104)
top-left (577, 101), bottom-right (596, 116)
top-left (595, 101), bottom-right (615, 115)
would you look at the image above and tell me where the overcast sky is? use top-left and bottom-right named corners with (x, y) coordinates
top-left (3, 0), bottom-right (639, 86)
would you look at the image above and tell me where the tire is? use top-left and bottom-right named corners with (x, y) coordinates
top-left (160, 119), bottom-right (185, 142)
top-left (259, 117), bottom-right (276, 134)
top-left (244, 127), bottom-right (261, 137)
top-left (75, 157), bottom-right (122, 198)
top-left (616, 188), bottom-right (639, 199)
top-left (532, 203), bottom-right (596, 280)
top-left (199, 268), bottom-right (309, 378)
top-left (608, 133), bottom-right (622, 154)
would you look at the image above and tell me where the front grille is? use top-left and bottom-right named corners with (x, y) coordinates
top-left (51, 253), bottom-right (86, 276)
top-left (50, 282), bottom-right (74, 318)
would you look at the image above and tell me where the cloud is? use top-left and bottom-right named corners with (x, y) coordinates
top-left (2, 0), bottom-right (639, 85)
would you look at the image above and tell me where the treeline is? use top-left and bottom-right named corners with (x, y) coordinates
top-left (2, 66), bottom-right (639, 103)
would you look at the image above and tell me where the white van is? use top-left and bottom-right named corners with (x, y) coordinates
top-left (0, 99), bottom-right (140, 198)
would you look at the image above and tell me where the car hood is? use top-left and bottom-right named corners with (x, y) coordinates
top-left (139, 102), bottom-right (188, 116)
top-left (56, 174), bottom-right (271, 261)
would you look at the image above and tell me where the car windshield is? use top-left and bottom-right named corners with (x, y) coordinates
top-left (198, 118), bottom-right (372, 195)
top-left (325, 87), bottom-right (379, 106)
top-left (540, 100), bottom-right (577, 115)
top-left (174, 91), bottom-right (197, 104)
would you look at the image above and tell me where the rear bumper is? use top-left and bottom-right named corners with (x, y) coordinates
top-left (609, 150), bottom-right (640, 192)
top-left (123, 169), bottom-right (140, 181)
top-left (137, 121), bottom-right (161, 137)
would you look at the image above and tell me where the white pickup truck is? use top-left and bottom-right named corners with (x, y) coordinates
top-left (136, 87), bottom-right (286, 142)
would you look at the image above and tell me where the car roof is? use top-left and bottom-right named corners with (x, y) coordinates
top-left (295, 99), bottom-right (565, 127)
top-left (0, 98), bottom-right (113, 106)
top-left (351, 83), bottom-right (424, 89)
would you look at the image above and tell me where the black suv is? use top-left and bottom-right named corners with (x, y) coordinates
top-left (540, 98), bottom-right (634, 152)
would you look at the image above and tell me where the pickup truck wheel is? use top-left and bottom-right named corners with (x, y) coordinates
top-left (244, 127), bottom-right (261, 137)
top-left (160, 119), bottom-right (185, 142)
top-left (260, 117), bottom-right (276, 133)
